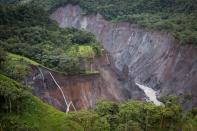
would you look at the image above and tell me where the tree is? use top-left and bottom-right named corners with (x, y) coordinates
top-left (0, 47), bottom-right (7, 70)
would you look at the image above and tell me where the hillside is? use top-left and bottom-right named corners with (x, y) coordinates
top-left (69, 0), bottom-right (197, 44)
top-left (0, 74), bottom-right (68, 130)
top-left (0, 1), bottom-right (102, 75)
top-left (0, 0), bottom-right (197, 130)
top-left (1, 74), bottom-right (196, 130)
top-left (1, 0), bottom-right (196, 44)
top-left (51, 3), bottom-right (197, 108)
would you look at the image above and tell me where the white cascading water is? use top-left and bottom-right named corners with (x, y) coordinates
top-left (49, 72), bottom-right (68, 107)
top-left (136, 83), bottom-right (163, 106)
top-left (48, 71), bottom-right (76, 112)
top-left (37, 67), bottom-right (46, 88)
top-left (80, 17), bottom-right (88, 29)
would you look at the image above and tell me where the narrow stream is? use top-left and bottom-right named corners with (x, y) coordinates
top-left (49, 72), bottom-right (68, 107)
top-left (136, 83), bottom-right (163, 106)
top-left (48, 71), bottom-right (76, 112)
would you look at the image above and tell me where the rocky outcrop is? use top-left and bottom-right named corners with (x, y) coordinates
top-left (51, 4), bottom-right (197, 109)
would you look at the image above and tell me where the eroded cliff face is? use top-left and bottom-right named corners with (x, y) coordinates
top-left (50, 4), bottom-right (197, 108)
top-left (26, 54), bottom-right (140, 111)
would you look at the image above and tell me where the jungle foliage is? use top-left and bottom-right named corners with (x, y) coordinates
top-left (1, 53), bottom-right (39, 81)
top-left (0, 47), bottom-right (6, 70)
top-left (0, 3), bottom-right (101, 76)
top-left (68, 0), bottom-right (197, 44)
top-left (10, 0), bottom-right (195, 45)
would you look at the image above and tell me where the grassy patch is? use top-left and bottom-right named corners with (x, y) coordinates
top-left (66, 45), bottom-right (95, 58)
top-left (2, 53), bottom-right (39, 81)
top-left (84, 70), bottom-right (99, 75)
top-left (8, 53), bottom-right (39, 66)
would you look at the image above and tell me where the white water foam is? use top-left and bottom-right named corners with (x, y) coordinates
top-left (136, 83), bottom-right (163, 106)
top-left (81, 17), bottom-right (88, 29)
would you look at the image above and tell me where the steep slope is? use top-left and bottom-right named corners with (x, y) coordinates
top-left (2, 52), bottom-right (132, 111)
top-left (25, 54), bottom-right (137, 111)
top-left (0, 74), bottom-right (77, 131)
top-left (51, 4), bottom-right (197, 108)
top-left (0, 73), bottom-right (114, 131)
top-left (1, 73), bottom-right (196, 131)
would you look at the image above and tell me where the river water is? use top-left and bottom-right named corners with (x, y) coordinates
top-left (136, 83), bottom-right (163, 106)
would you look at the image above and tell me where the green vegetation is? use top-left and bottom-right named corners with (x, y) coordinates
top-left (0, 0), bottom-right (196, 79)
top-left (99, 100), bottom-right (197, 131)
top-left (0, 74), bottom-right (107, 130)
top-left (0, 74), bottom-right (71, 131)
top-left (0, 75), bottom-right (196, 131)
top-left (0, 3), bottom-right (101, 75)
top-left (0, 47), bottom-right (7, 70)
top-left (0, 1), bottom-right (196, 130)
top-left (66, 45), bottom-right (96, 58)
top-left (1, 52), bottom-right (99, 82)
top-left (1, 1), bottom-right (196, 44)
top-left (1, 53), bottom-right (39, 81)
top-left (8, 53), bottom-right (39, 66)
top-left (68, 0), bottom-right (197, 44)
top-left (7, 0), bottom-right (195, 45)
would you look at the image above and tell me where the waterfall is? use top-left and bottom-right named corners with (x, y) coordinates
top-left (48, 72), bottom-right (68, 107)
top-left (136, 83), bottom-right (163, 106)
top-left (37, 67), bottom-right (46, 89)
top-left (127, 35), bottom-right (132, 45)
top-left (66, 101), bottom-right (76, 112)
top-left (48, 71), bottom-right (76, 112)
top-left (80, 17), bottom-right (88, 29)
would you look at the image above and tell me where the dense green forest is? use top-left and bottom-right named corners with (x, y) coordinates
top-left (0, 0), bottom-right (197, 130)
top-left (73, 0), bottom-right (197, 44)
top-left (1, 0), bottom-right (196, 44)
top-left (0, 2), bottom-right (101, 75)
